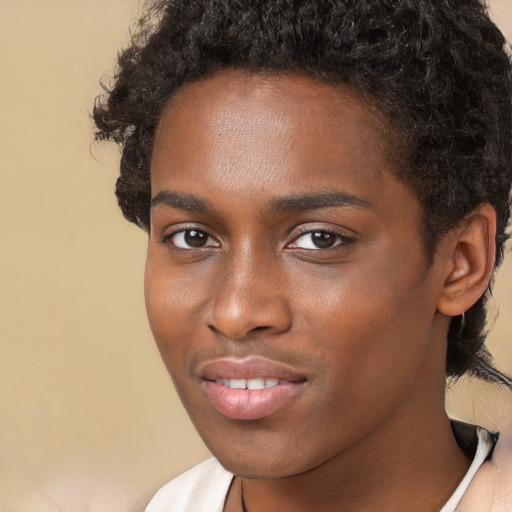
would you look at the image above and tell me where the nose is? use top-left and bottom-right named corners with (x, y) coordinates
top-left (207, 249), bottom-right (292, 340)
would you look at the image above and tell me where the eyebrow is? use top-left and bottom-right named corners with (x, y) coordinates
top-left (151, 191), bottom-right (214, 214)
top-left (150, 189), bottom-right (373, 214)
top-left (268, 191), bottom-right (373, 213)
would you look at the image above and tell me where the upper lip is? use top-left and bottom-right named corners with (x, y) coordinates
top-left (198, 356), bottom-right (307, 382)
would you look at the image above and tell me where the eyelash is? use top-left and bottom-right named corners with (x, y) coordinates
top-left (161, 227), bottom-right (355, 252)
top-left (287, 229), bottom-right (355, 251)
top-left (162, 228), bottom-right (220, 250)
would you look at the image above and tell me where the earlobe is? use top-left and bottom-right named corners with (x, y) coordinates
top-left (436, 203), bottom-right (496, 317)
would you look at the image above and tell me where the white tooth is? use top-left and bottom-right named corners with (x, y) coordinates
top-left (264, 378), bottom-right (279, 388)
top-left (229, 379), bottom-right (247, 389)
top-left (247, 378), bottom-right (265, 390)
top-left (222, 379), bottom-right (230, 387)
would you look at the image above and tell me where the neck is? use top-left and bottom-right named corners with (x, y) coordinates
top-left (238, 405), bottom-right (469, 512)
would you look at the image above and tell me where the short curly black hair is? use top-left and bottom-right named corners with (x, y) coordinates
top-left (94, 0), bottom-right (512, 385)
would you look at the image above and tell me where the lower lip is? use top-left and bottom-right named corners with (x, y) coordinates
top-left (204, 380), bottom-right (304, 420)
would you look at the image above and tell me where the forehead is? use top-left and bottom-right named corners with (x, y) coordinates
top-left (159, 70), bottom-right (388, 139)
top-left (164, 70), bottom-right (378, 122)
top-left (150, 70), bottom-right (417, 222)
top-left (154, 70), bottom-right (392, 176)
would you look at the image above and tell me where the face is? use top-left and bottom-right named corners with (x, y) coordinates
top-left (145, 71), bottom-right (447, 479)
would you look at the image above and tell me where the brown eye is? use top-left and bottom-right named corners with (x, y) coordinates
top-left (167, 229), bottom-right (219, 249)
top-left (184, 230), bottom-right (207, 247)
top-left (289, 230), bottom-right (352, 250)
top-left (311, 232), bottom-right (336, 248)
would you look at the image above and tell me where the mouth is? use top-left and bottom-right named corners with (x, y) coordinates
top-left (211, 377), bottom-right (293, 389)
top-left (199, 357), bottom-right (307, 420)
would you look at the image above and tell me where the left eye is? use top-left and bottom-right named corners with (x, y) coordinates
top-left (289, 231), bottom-right (350, 250)
top-left (166, 229), bottom-right (219, 249)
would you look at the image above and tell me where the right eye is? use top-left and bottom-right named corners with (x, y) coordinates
top-left (164, 229), bottom-right (220, 249)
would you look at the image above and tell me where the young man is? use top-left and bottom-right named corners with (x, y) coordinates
top-left (94, 1), bottom-right (512, 510)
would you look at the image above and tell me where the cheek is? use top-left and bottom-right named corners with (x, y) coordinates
top-left (298, 256), bottom-right (433, 399)
top-left (144, 252), bottom-right (204, 365)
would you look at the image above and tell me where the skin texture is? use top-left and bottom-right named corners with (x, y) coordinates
top-left (145, 71), bottom-right (496, 512)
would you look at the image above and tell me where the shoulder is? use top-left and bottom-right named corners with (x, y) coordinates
top-left (457, 421), bottom-right (512, 511)
top-left (145, 457), bottom-right (234, 512)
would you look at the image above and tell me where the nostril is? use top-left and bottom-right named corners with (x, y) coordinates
top-left (248, 326), bottom-right (270, 334)
top-left (207, 323), bottom-right (271, 339)
top-left (208, 324), bottom-right (220, 334)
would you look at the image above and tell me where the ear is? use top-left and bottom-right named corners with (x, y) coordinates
top-left (436, 203), bottom-right (496, 317)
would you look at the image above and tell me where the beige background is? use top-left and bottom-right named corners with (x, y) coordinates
top-left (0, 1), bottom-right (511, 511)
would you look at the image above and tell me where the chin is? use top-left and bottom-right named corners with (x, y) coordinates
top-left (205, 432), bottom-right (322, 480)
top-left (217, 454), bottom-right (303, 480)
